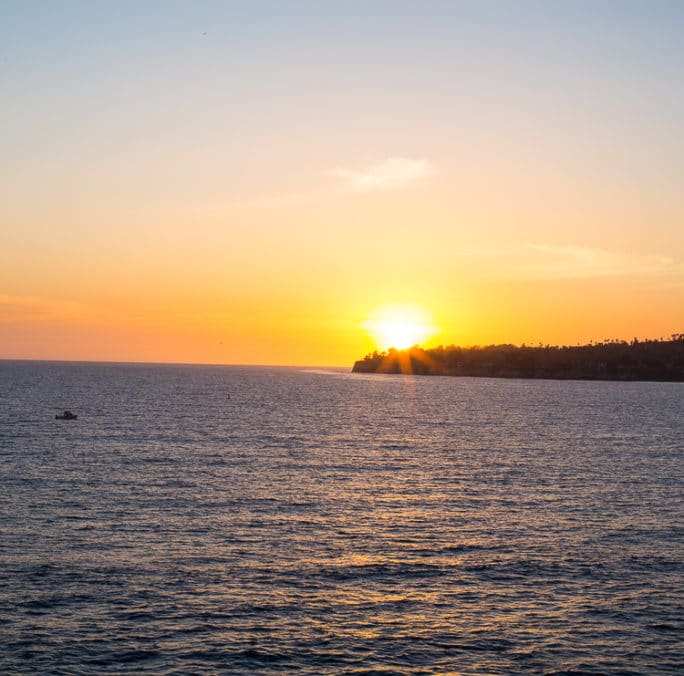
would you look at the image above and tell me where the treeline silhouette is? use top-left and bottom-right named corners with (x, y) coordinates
top-left (352, 335), bottom-right (684, 381)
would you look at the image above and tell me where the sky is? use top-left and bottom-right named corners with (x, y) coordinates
top-left (1, 1), bottom-right (683, 366)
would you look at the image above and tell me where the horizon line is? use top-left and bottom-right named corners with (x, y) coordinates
top-left (0, 357), bottom-right (351, 369)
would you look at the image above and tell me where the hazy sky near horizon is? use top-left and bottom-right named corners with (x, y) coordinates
top-left (2, 1), bottom-right (683, 365)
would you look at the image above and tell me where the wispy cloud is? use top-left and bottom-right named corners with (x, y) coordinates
top-left (243, 156), bottom-right (435, 208)
top-left (332, 157), bottom-right (435, 191)
top-left (460, 244), bottom-right (679, 280)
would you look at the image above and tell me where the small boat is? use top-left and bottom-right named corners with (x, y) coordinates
top-left (56, 410), bottom-right (77, 420)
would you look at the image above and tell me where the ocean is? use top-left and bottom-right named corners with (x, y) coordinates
top-left (0, 361), bottom-right (682, 674)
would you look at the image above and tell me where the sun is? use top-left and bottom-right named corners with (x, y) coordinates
top-left (362, 304), bottom-right (438, 351)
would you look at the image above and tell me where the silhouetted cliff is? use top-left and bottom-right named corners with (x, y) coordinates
top-left (352, 335), bottom-right (684, 382)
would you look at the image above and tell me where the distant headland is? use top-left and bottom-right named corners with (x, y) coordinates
top-left (352, 335), bottom-right (684, 382)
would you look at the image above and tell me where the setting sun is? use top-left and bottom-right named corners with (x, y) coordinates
top-left (362, 304), bottom-right (438, 351)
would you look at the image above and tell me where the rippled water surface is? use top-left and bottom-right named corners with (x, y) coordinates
top-left (1, 361), bottom-right (682, 674)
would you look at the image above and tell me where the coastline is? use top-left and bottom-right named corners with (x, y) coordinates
top-left (352, 337), bottom-right (684, 382)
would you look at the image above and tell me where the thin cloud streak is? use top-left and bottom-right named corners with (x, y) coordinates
top-left (523, 244), bottom-right (675, 279)
top-left (0, 294), bottom-right (120, 325)
top-left (460, 244), bottom-right (679, 280)
top-left (332, 157), bottom-right (435, 191)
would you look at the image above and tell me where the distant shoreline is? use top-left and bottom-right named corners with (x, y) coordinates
top-left (352, 336), bottom-right (684, 382)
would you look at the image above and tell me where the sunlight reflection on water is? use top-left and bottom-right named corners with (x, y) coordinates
top-left (0, 362), bottom-right (682, 673)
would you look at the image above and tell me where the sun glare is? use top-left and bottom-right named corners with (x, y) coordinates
top-left (362, 304), bottom-right (438, 351)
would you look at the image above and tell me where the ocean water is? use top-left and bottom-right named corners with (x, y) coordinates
top-left (0, 361), bottom-right (682, 675)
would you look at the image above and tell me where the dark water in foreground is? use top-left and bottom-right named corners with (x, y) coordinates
top-left (0, 361), bottom-right (682, 674)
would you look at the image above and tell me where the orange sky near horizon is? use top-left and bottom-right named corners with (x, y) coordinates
top-left (1, 3), bottom-right (683, 366)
